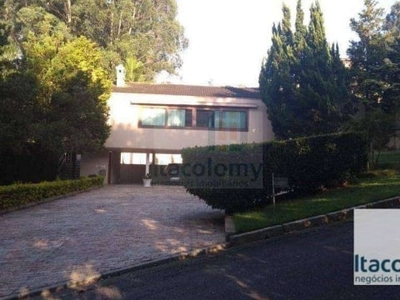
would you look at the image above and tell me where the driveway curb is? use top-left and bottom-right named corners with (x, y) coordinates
top-left (3, 243), bottom-right (228, 300)
top-left (227, 196), bottom-right (400, 247)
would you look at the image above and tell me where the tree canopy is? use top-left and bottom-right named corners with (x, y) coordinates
top-left (1, 0), bottom-right (187, 81)
top-left (259, 0), bottom-right (353, 140)
top-left (0, 0), bottom-right (188, 183)
top-left (347, 0), bottom-right (400, 167)
top-left (26, 36), bottom-right (112, 154)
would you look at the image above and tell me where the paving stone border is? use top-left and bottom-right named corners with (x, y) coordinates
top-left (227, 196), bottom-right (400, 246)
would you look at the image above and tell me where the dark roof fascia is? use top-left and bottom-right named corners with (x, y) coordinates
top-left (112, 84), bottom-right (261, 100)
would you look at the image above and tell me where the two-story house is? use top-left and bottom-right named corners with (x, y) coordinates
top-left (80, 72), bottom-right (274, 184)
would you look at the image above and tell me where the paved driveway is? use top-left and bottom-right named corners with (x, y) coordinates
top-left (0, 185), bottom-right (225, 299)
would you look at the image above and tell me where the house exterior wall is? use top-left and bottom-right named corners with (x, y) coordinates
top-left (81, 87), bottom-right (274, 184)
top-left (105, 92), bottom-right (273, 151)
top-left (388, 134), bottom-right (400, 150)
top-left (80, 151), bottom-right (109, 183)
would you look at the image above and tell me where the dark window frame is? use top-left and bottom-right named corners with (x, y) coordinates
top-left (138, 106), bottom-right (248, 132)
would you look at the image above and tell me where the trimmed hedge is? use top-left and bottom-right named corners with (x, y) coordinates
top-left (0, 176), bottom-right (104, 211)
top-left (182, 143), bottom-right (265, 213)
top-left (263, 133), bottom-right (368, 192)
top-left (182, 132), bottom-right (368, 213)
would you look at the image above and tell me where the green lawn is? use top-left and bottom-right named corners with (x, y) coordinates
top-left (376, 150), bottom-right (400, 170)
top-left (233, 168), bottom-right (400, 234)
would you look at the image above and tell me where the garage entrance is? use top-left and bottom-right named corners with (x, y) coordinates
top-left (119, 152), bottom-right (182, 184)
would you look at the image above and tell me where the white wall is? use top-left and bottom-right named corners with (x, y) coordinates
top-left (105, 92), bottom-right (274, 151)
top-left (80, 151), bottom-right (109, 183)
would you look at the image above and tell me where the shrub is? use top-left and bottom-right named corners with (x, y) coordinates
top-left (181, 143), bottom-right (265, 214)
top-left (182, 132), bottom-right (368, 213)
top-left (264, 133), bottom-right (368, 193)
top-left (0, 176), bottom-right (104, 211)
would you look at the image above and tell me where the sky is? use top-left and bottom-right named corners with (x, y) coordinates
top-left (157, 0), bottom-right (396, 87)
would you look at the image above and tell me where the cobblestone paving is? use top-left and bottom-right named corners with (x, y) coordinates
top-left (0, 185), bottom-right (225, 299)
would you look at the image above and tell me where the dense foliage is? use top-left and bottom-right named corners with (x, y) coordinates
top-left (264, 133), bottom-right (368, 192)
top-left (1, 0), bottom-right (187, 81)
top-left (182, 133), bottom-right (368, 213)
top-left (260, 0), bottom-right (400, 167)
top-left (0, 0), bottom-right (186, 183)
top-left (347, 0), bottom-right (400, 166)
top-left (0, 34), bottom-right (111, 184)
top-left (0, 176), bottom-right (104, 211)
top-left (259, 0), bottom-right (354, 139)
top-left (181, 143), bottom-right (265, 214)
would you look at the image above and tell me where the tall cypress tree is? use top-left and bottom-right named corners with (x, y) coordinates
top-left (381, 2), bottom-right (400, 114)
top-left (260, 0), bottom-right (352, 139)
top-left (348, 0), bottom-right (386, 112)
top-left (296, 1), bottom-right (352, 135)
top-left (259, 5), bottom-right (297, 139)
top-left (294, 0), bottom-right (307, 61)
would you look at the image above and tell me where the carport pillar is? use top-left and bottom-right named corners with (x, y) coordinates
top-left (145, 152), bottom-right (151, 176)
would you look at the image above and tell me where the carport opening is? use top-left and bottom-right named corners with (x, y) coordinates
top-left (119, 152), bottom-right (182, 184)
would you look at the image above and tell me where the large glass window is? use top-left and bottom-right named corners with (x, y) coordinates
top-left (140, 107), bottom-right (193, 128)
top-left (196, 110), bottom-right (217, 128)
top-left (120, 152), bottom-right (153, 165)
top-left (184, 109), bottom-right (193, 127)
top-left (221, 111), bottom-right (247, 129)
top-left (154, 154), bottom-right (183, 165)
top-left (196, 109), bottom-right (247, 130)
top-left (167, 109), bottom-right (185, 127)
top-left (139, 106), bottom-right (247, 131)
top-left (141, 108), bottom-right (166, 126)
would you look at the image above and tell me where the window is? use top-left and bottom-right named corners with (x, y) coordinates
top-left (140, 107), bottom-right (192, 128)
top-left (167, 109), bottom-right (192, 127)
top-left (140, 108), bottom-right (166, 126)
top-left (196, 110), bottom-right (217, 128)
top-left (120, 152), bottom-right (153, 165)
top-left (221, 111), bottom-right (247, 130)
top-left (139, 106), bottom-right (247, 131)
top-left (196, 109), bottom-right (247, 130)
top-left (154, 154), bottom-right (182, 165)
top-left (167, 109), bottom-right (185, 127)
top-left (185, 109), bottom-right (193, 127)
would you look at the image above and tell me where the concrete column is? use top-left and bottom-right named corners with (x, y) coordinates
top-left (145, 152), bottom-right (150, 175)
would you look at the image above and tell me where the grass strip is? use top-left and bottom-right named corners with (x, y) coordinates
top-left (233, 170), bottom-right (400, 233)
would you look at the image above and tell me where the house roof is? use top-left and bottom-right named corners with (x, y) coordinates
top-left (112, 83), bottom-right (261, 99)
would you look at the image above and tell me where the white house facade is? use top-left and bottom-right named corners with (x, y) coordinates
top-left (80, 83), bottom-right (274, 184)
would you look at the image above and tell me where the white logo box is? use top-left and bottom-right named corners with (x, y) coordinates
top-left (354, 209), bottom-right (400, 285)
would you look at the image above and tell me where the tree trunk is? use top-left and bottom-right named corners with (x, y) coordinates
top-left (65, 0), bottom-right (72, 24)
top-left (117, 11), bottom-right (123, 38)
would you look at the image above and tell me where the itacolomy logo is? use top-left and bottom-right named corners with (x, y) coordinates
top-left (354, 209), bottom-right (400, 285)
top-left (151, 158), bottom-right (264, 189)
